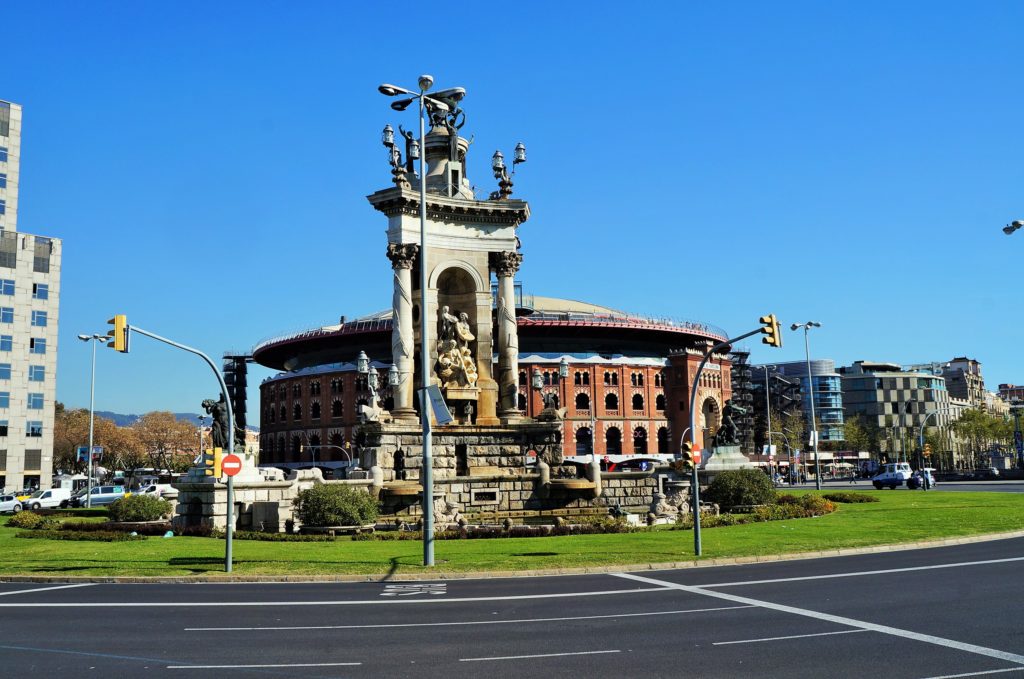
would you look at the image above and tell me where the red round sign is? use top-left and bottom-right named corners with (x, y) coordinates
top-left (222, 453), bottom-right (243, 477)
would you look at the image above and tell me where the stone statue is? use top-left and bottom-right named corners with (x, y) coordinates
top-left (398, 125), bottom-right (417, 172)
top-left (435, 307), bottom-right (477, 388)
top-left (713, 399), bottom-right (747, 447)
top-left (433, 496), bottom-right (464, 529)
top-left (202, 395), bottom-right (230, 449)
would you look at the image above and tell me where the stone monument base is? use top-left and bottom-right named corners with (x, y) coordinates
top-left (702, 445), bottom-right (754, 472)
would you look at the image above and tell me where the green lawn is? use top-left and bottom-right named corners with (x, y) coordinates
top-left (1, 490), bottom-right (1022, 578)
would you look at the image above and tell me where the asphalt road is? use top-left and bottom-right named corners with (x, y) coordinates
top-left (1, 536), bottom-right (1023, 677)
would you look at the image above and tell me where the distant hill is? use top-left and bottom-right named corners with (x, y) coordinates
top-left (93, 411), bottom-right (259, 432)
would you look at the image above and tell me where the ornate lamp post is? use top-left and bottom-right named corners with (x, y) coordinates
top-left (491, 143), bottom-right (527, 199)
top-left (1002, 220), bottom-right (1023, 235)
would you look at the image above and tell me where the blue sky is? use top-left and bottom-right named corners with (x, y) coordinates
top-left (5, 1), bottom-right (1023, 421)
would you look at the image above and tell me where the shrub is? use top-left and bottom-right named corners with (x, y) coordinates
top-left (798, 494), bottom-right (836, 515)
top-left (17, 530), bottom-right (145, 542)
top-left (822, 492), bottom-right (879, 504)
top-left (7, 511), bottom-right (44, 529)
top-left (108, 495), bottom-right (172, 523)
top-left (776, 494), bottom-right (800, 505)
top-left (294, 484), bottom-right (380, 527)
top-left (705, 469), bottom-right (777, 511)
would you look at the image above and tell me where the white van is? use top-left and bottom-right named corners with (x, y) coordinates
top-left (20, 487), bottom-right (72, 510)
top-left (872, 462), bottom-right (913, 489)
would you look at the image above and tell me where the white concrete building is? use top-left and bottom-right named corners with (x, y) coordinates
top-left (0, 99), bottom-right (62, 492)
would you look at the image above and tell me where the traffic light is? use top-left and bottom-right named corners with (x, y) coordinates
top-left (760, 314), bottom-right (783, 348)
top-left (203, 447), bottom-right (223, 477)
top-left (106, 314), bottom-right (129, 353)
top-left (681, 440), bottom-right (695, 466)
top-left (923, 443), bottom-right (932, 458)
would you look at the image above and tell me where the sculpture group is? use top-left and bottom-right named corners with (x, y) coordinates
top-left (436, 306), bottom-right (478, 388)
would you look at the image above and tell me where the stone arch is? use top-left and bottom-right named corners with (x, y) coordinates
top-left (657, 426), bottom-right (670, 454)
top-left (700, 395), bottom-right (722, 444)
top-left (575, 426), bottom-right (593, 455)
top-left (428, 258), bottom-right (486, 291)
top-left (605, 426), bottom-right (622, 454)
top-left (633, 426), bottom-right (648, 454)
top-left (575, 392), bottom-right (590, 410)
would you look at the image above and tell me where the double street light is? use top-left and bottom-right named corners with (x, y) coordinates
top-left (77, 333), bottom-right (110, 508)
top-left (378, 76), bottom-right (463, 568)
top-left (1002, 220), bottom-right (1023, 235)
top-left (791, 321), bottom-right (823, 490)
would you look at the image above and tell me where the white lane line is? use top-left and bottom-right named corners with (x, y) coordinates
top-left (168, 662), bottom-right (360, 669)
top-left (612, 573), bottom-right (1024, 666)
top-left (714, 629), bottom-right (869, 645)
top-left (460, 650), bottom-right (620, 662)
top-left (0, 586), bottom-right (667, 608)
top-left (919, 668), bottom-right (1024, 678)
top-left (0, 583), bottom-right (95, 597)
top-left (185, 604), bottom-right (754, 631)
top-left (703, 556), bottom-right (1024, 589)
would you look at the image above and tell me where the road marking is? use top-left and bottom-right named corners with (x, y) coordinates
top-left (702, 556), bottom-right (1024, 588)
top-left (714, 629), bottom-right (869, 645)
top-left (0, 583), bottom-right (95, 597)
top-left (919, 669), bottom-right (1024, 679)
top-left (0, 585), bottom-right (667, 607)
top-left (168, 662), bottom-right (361, 669)
top-left (186, 605), bottom-right (753, 631)
top-left (460, 650), bottom-right (620, 662)
top-left (612, 573), bottom-right (1024, 666)
top-left (381, 583), bottom-right (447, 596)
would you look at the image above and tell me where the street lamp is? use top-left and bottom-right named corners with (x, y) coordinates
top-left (379, 75), bottom-right (464, 568)
top-left (491, 142), bottom-right (527, 199)
top-left (77, 333), bottom-right (108, 508)
top-left (197, 415), bottom-right (206, 458)
top-left (791, 321), bottom-right (823, 490)
top-left (1002, 220), bottom-right (1023, 235)
top-left (761, 364), bottom-right (777, 474)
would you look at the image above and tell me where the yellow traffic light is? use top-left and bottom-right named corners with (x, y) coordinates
top-left (203, 447), bottom-right (223, 477)
top-left (681, 440), bottom-right (695, 465)
top-left (106, 314), bottom-right (129, 353)
top-left (760, 314), bottom-right (783, 348)
top-left (923, 443), bottom-right (933, 458)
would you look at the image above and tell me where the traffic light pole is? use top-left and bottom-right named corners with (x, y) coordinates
top-left (687, 326), bottom-right (766, 557)
top-left (124, 324), bottom-right (236, 573)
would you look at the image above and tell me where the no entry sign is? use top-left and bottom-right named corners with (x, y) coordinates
top-left (222, 453), bottom-right (242, 477)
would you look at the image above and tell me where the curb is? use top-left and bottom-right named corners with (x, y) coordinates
top-left (2, 529), bottom-right (1023, 584)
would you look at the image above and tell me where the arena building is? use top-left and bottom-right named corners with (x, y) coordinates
top-left (254, 293), bottom-right (732, 473)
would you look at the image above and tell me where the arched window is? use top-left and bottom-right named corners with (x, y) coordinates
top-left (278, 386), bottom-right (286, 399)
top-left (574, 371), bottom-right (582, 386)
top-left (544, 371), bottom-right (552, 386)
top-left (657, 427), bottom-right (669, 454)
top-left (575, 427), bottom-right (593, 455)
top-left (604, 372), bottom-right (612, 385)
top-left (330, 432), bottom-right (344, 448)
top-left (519, 371), bottom-right (526, 386)
top-left (277, 435), bottom-right (285, 456)
top-left (611, 373), bottom-right (618, 385)
top-left (309, 434), bottom-right (321, 449)
top-left (575, 392), bottom-right (590, 410)
top-left (355, 376), bottom-right (368, 391)
top-left (331, 400), bottom-right (343, 418)
top-left (268, 408), bottom-right (276, 424)
top-left (633, 427), bottom-right (648, 454)
top-left (330, 378), bottom-right (342, 393)
top-left (357, 397), bottom-right (369, 409)
top-left (656, 394), bottom-right (666, 411)
top-left (605, 393), bottom-right (618, 411)
top-left (291, 435), bottom-right (302, 455)
top-left (547, 393), bottom-right (559, 409)
top-left (293, 384), bottom-right (302, 398)
top-left (631, 373), bottom-right (638, 386)
top-left (310, 381), bottom-right (321, 396)
top-left (583, 372), bottom-right (589, 385)
top-left (606, 427), bottom-right (622, 455)
top-left (636, 373), bottom-right (644, 386)
top-left (517, 393), bottom-right (527, 410)
top-left (293, 403), bottom-right (302, 420)
top-left (311, 402), bottom-right (321, 419)
top-left (279, 405), bottom-right (287, 421)
top-left (632, 393), bottom-right (644, 410)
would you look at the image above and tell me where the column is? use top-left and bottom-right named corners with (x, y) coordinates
top-left (387, 243), bottom-right (419, 421)
top-left (491, 250), bottom-right (523, 416)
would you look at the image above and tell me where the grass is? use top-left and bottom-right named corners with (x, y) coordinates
top-left (0, 490), bottom-right (1022, 577)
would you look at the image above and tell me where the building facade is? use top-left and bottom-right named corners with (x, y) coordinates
top-left (0, 100), bottom-right (21, 233)
top-left (753, 359), bottom-right (845, 444)
top-left (0, 99), bottom-right (62, 492)
top-left (839, 361), bottom-right (952, 464)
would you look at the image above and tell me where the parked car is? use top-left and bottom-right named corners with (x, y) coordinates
top-left (70, 485), bottom-right (127, 507)
top-left (137, 483), bottom-right (175, 498)
top-left (907, 468), bottom-right (937, 490)
top-left (872, 462), bottom-right (913, 489)
top-left (19, 487), bottom-right (72, 510)
top-left (0, 494), bottom-right (23, 514)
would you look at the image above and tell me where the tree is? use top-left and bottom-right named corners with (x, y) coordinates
top-left (53, 408), bottom-right (145, 475)
top-left (132, 412), bottom-right (198, 472)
